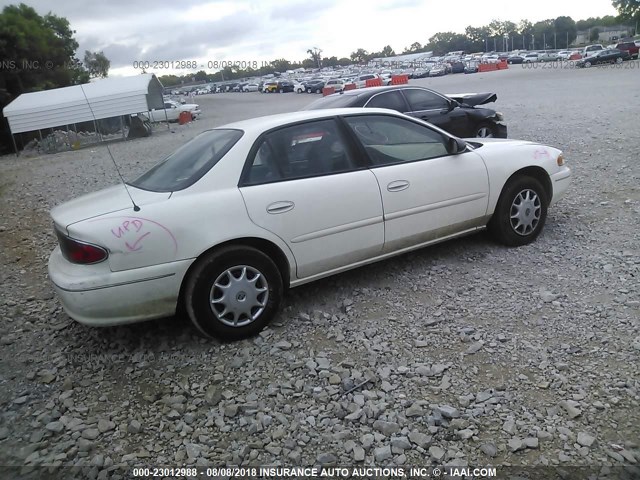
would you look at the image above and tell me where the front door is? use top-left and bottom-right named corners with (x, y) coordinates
top-left (342, 114), bottom-right (489, 253)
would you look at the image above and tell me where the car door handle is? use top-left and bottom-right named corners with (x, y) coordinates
top-left (387, 180), bottom-right (410, 192)
top-left (266, 201), bottom-right (295, 214)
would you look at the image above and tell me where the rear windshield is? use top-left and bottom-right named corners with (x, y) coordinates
top-left (305, 93), bottom-right (361, 110)
top-left (130, 129), bottom-right (243, 192)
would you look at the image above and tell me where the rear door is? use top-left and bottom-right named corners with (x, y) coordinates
top-left (400, 88), bottom-right (470, 137)
top-left (240, 118), bottom-right (384, 279)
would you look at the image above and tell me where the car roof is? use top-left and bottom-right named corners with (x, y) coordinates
top-left (217, 108), bottom-right (402, 134)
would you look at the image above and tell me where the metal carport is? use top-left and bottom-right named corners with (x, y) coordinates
top-left (2, 73), bottom-right (165, 154)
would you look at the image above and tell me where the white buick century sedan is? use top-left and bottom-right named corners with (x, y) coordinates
top-left (48, 108), bottom-right (571, 340)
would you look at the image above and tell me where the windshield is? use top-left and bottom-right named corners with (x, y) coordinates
top-left (130, 129), bottom-right (243, 192)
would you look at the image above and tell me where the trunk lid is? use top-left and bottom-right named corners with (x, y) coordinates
top-left (51, 184), bottom-right (171, 233)
top-left (447, 92), bottom-right (497, 106)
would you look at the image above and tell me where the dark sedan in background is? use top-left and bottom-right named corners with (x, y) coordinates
top-left (305, 85), bottom-right (507, 138)
top-left (576, 49), bottom-right (631, 67)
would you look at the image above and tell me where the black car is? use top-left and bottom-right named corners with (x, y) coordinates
top-left (577, 48), bottom-right (631, 67)
top-left (305, 86), bottom-right (507, 138)
top-left (507, 55), bottom-right (525, 64)
top-left (303, 79), bottom-right (325, 93)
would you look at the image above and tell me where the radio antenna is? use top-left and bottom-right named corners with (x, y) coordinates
top-left (79, 84), bottom-right (140, 212)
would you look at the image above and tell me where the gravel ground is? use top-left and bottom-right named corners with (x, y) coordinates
top-left (0, 64), bottom-right (639, 479)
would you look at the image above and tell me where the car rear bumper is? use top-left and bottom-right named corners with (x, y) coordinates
top-left (550, 166), bottom-right (571, 206)
top-left (48, 247), bottom-right (193, 326)
top-left (494, 123), bottom-right (507, 138)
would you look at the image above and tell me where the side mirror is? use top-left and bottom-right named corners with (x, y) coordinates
top-left (449, 137), bottom-right (468, 154)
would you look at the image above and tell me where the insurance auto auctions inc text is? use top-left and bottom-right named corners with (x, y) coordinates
top-left (256, 466), bottom-right (497, 478)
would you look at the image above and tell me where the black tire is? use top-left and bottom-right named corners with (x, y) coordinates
top-left (616, 57), bottom-right (623, 64)
top-left (474, 122), bottom-right (497, 138)
top-left (184, 246), bottom-right (283, 340)
top-left (584, 61), bottom-right (592, 68)
top-left (488, 175), bottom-right (548, 247)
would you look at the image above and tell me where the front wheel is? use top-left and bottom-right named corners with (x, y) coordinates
top-left (488, 175), bottom-right (548, 247)
top-left (584, 61), bottom-right (592, 68)
top-left (616, 57), bottom-right (623, 64)
top-left (184, 246), bottom-right (283, 340)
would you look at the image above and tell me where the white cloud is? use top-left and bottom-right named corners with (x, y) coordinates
top-left (1, 0), bottom-right (618, 76)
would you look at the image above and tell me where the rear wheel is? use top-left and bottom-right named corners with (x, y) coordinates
top-left (185, 246), bottom-right (283, 340)
top-left (488, 175), bottom-right (548, 247)
top-left (584, 61), bottom-right (592, 68)
top-left (616, 57), bottom-right (623, 64)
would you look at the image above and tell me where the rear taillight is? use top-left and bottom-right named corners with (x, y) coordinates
top-left (55, 229), bottom-right (108, 264)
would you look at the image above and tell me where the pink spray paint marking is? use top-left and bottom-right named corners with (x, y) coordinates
top-left (533, 148), bottom-right (551, 160)
top-left (90, 216), bottom-right (178, 256)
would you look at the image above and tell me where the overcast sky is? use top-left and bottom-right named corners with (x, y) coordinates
top-left (3, 0), bottom-right (618, 76)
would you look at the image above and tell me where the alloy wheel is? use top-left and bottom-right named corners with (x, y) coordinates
top-left (510, 189), bottom-right (541, 236)
top-left (209, 265), bottom-right (268, 327)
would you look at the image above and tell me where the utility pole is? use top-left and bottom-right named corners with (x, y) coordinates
top-left (554, 32), bottom-right (557, 50)
top-left (543, 32), bottom-right (546, 49)
top-left (567, 31), bottom-right (569, 48)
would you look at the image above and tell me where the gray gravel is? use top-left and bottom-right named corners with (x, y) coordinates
top-left (1, 64), bottom-right (639, 477)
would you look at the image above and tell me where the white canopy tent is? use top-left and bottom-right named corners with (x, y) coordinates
top-left (2, 73), bottom-right (165, 152)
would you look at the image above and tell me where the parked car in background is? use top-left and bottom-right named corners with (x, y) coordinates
top-left (428, 64), bottom-right (447, 76)
top-left (141, 100), bottom-right (201, 123)
top-left (464, 60), bottom-right (479, 73)
top-left (325, 79), bottom-right (346, 92)
top-left (614, 41), bottom-right (639, 59)
top-left (243, 83), bottom-right (259, 92)
top-left (523, 53), bottom-right (540, 63)
top-left (293, 81), bottom-right (306, 93)
top-left (583, 44), bottom-right (605, 57)
top-left (48, 108), bottom-right (570, 340)
top-left (304, 79), bottom-right (325, 93)
top-left (263, 81), bottom-right (278, 93)
top-left (306, 85), bottom-right (507, 138)
top-left (538, 51), bottom-right (560, 62)
top-left (354, 74), bottom-right (380, 88)
top-left (449, 61), bottom-right (465, 73)
top-left (276, 80), bottom-right (295, 93)
top-left (507, 55), bottom-right (525, 64)
top-left (576, 48), bottom-right (631, 67)
top-left (556, 51), bottom-right (573, 60)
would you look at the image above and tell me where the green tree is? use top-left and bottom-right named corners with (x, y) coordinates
top-left (270, 58), bottom-right (291, 72)
top-left (83, 50), bottom-right (110, 78)
top-left (465, 25), bottom-right (491, 51)
top-left (554, 16), bottom-right (577, 48)
top-left (403, 41), bottom-right (423, 53)
top-left (0, 3), bottom-right (89, 152)
top-left (590, 27), bottom-right (601, 42)
top-left (350, 48), bottom-right (369, 63)
top-left (613, 0), bottom-right (640, 25)
top-left (380, 45), bottom-right (396, 57)
top-left (306, 47), bottom-right (322, 68)
top-left (0, 3), bottom-right (89, 93)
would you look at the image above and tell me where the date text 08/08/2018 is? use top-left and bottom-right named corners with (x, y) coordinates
top-left (131, 60), bottom-right (271, 70)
